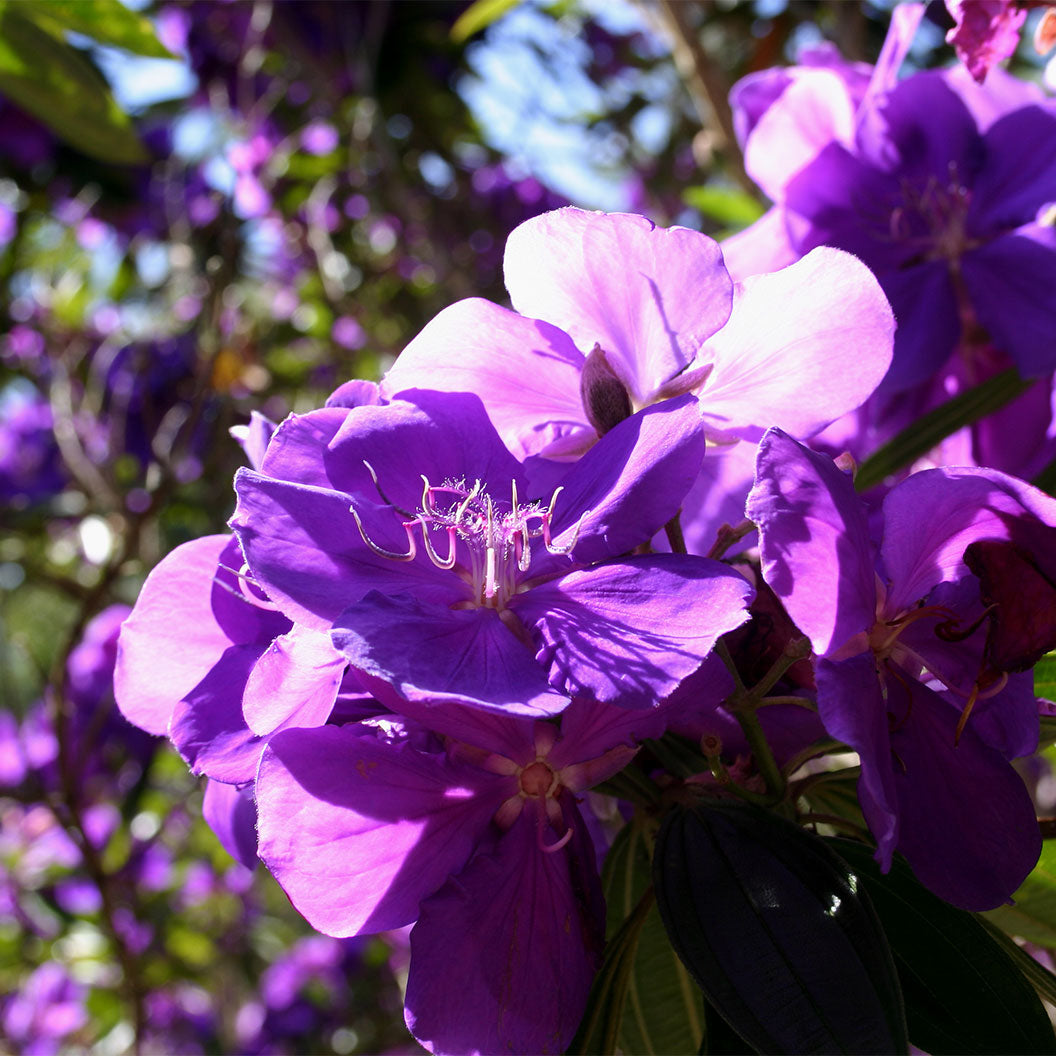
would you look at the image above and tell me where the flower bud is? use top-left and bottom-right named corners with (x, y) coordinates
top-left (580, 343), bottom-right (632, 436)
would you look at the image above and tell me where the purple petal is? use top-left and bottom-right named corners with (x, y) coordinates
top-left (405, 804), bottom-right (603, 1056)
top-left (972, 106), bottom-right (1056, 232)
top-left (747, 429), bottom-right (876, 657)
top-left (860, 3), bottom-right (924, 107)
top-left (229, 410), bottom-right (278, 472)
top-left (880, 465), bottom-right (1056, 612)
top-left (168, 644), bottom-right (268, 783)
top-left (815, 654), bottom-right (899, 867)
top-left (890, 684), bottom-right (1040, 911)
top-left (257, 406), bottom-right (356, 489)
top-left (380, 298), bottom-right (589, 460)
top-left (115, 535), bottom-right (287, 736)
top-left (504, 208), bottom-right (733, 404)
top-left (960, 224), bottom-right (1056, 377)
top-left (719, 206), bottom-right (804, 281)
top-left (202, 780), bottom-right (258, 869)
top-left (331, 592), bottom-right (570, 717)
top-left (512, 555), bottom-right (752, 710)
top-left (231, 471), bottom-right (465, 630)
top-left (543, 395), bottom-right (707, 566)
top-left (677, 437), bottom-right (760, 558)
top-left (256, 724), bottom-right (507, 935)
top-left (242, 624), bottom-right (345, 736)
top-left (743, 68), bottom-right (857, 200)
top-left (698, 247), bottom-right (894, 439)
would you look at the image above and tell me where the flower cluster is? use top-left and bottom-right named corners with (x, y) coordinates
top-left (106, 5), bottom-right (1056, 1054)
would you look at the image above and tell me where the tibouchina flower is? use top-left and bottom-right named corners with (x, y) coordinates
top-left (255, 696), bottom-right (666, 1055)
top-left (382, 207), bottom-right (893, 459)
top-left (747, 428), bottom-right (1044, 910)
top-left (230, 388), bottom-right (751, 715)
top-left (727, 9), bottom-right (1056, 394)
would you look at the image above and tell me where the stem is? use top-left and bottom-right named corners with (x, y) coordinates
top-left (733, 705), bottom-right (786, 801)
top-left (664, 511), bottom-right (687, 555)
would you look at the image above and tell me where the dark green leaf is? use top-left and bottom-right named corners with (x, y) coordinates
top-left (568, 886), bottom-right (653, 1055)
top-left (830, 839), bottom-right (1056, 1054)
top-left (0, 3), bottom-right (146, 163)
top-left (20, 0), bottom-right (173, 57)
top-left (855, 369), bottom-right (1031, 493)
top-left (602, 815), bottom-right (705, 1055)
top-left (654, 801), bottom-right (908, 1055)
top-left (979, 916), bottom-right (1056, 1008)
top-left (986, 840), bottom-right (1056, 950)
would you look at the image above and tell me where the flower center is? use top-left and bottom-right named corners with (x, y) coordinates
top-left (519, 760), bottom-right (557, 798)
top-left (350, 467), bottom-right (582, 610)
top-left (888, 167), bottom-right (974, 267)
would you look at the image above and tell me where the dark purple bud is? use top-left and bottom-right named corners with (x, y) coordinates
top-left (579, 343), bottom-right (632, 436)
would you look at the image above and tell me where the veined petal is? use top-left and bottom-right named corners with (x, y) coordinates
top-left (504, 208), bottom-right (733, 404)
top-left (405, 803), bottom-right (603, 1056)
top-left (114, 535), bottom-right (287, 736)
top-left (747, 429), bottom-right (876, 657)
top-left (380, 298), bottom-right (588, 460)
top-left (256, 724), bottom-right (508, 936)
top-left (698, 247), bottom-right (894, 439)
top-left (331, 592), bottom-right (570, 718)
top-left (242, 624), bottom-right (345, 737)
top-left (512, 555), bottom-right (752, 710)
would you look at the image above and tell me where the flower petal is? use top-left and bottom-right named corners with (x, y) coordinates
top-left (256, 724), bottom-right (507, 936)
top-left (504, 208), bottom-right (733, 404)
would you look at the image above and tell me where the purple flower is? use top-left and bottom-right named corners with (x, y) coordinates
top-left (727, 13), bottom-right (1056, 394)
top-left (747, 428), bottom-right (1046, 909)
top-left (2, 962), bottom-right (87, 1056)
top-left (0, 384), bottom-right (66, 505)
top-left (231, 387), bottom-right (751, 715)
top-left (256, 696), bottom-right (663, 1054)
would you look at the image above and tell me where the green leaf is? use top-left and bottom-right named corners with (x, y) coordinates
top-left (450, 0), bottom-right (520, 43)
top-left (1035, 652), bottom-right (1056, 705)
top-left (0, 3), bottom-right (146, 163)
top-left (568, 886), bottom-right (654, 1055)
top-left (654, 801), bottom-right (908, 1054)
top-left (979, 916), bottom-right (1056, 1008)
top-left (986, 840), bottom-right (1056, 950)
top-left (829, 838), bottom-right (1056, 1055)
top-left (19, 0), bottom-right (173, 57)
top-left (855, 369), bottom-right (1031, 493)
top-left (602, 815), bottom-right (705, 1055)
top-left (684, 185), bottom-right (766, 231)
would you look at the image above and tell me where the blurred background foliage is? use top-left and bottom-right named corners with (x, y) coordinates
top-left (0, 1), bottom-right (1051, 1052)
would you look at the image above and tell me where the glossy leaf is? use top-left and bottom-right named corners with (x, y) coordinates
top-left (0, 2), bottom-right (146, 163)
top-left (830, 838), bottom-right (1056, 1055)
top-left (20, 0), bottom-right (173, 57)
top-left (603, 814), bottom-right (705, 1055)
top-left (654, 800), bottom-right (908, 1055)
top-left (855, 369), bottom-right (1030, 492)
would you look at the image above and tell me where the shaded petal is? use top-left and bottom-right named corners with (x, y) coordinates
top-left (698, 247), bottom-right (894, 439)
top-left (256, 724), bottom-right (508, 935)
top-left (405, 804), bottom-right (603, 1056)
top-left (202, 780), bottom-right (258, 870)
top-left (168, 643), bottom-right (268, 783)
top-left (512, 555), bottom-right (752, 710)
top-left (876, 262), bottom-right (962, 394)
top-left (331, 592), bottom-right (569, 718)
top-left (971, 105), bottom-right (1056, 232)
top-left (544, 394), bottom-right (707, 567)
top-left (677, 438), bottom-right (760, 558)
top-left (380, 298), bottom-right (588, 460)
top-left (942, 64), bottom-right (1046, 132)
top-left (890, 684), bottom-right (1040, 911)
top-left (960, 224), bottom-right (1056, 377)
top-left (881, 465), bottom-right (1056, 612)
top-left (242, 624), bottom-right (345, 736)
top-left (114, 535), bottom-right (286, 736)
top-left (747, 429), bottom-right (876, 656)
top-left (504, 208), bottom-right (733, 404)
top-left (549, 695), bottom-right (672, 769)
top-left (815, 655), bottom-right (898, 867)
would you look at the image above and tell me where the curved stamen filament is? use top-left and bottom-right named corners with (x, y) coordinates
top-left (350, 504), bottom-right (417, 561)
top-left (213, 563), bottom-right (281, 611)
top-left (419, 519), bottom-right (457, 570)
top-left (362, 460), bottom-right (412, 518)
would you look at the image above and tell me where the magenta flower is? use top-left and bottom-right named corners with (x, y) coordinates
top-left (946, 0), bottom-right (1028, 82)
top-left (255, 696), bottom-right (665, 1054)
top-left (747, 428), bottom-right (1045, 910)
top-left (231, 387), bottom-right (751, 715)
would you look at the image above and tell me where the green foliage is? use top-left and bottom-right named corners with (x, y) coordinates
top-left (451, 0), bottom-right (522, 43)
top-left (19, 0), bottom-right (173, 58)
top-left (0, 1), bottom-right (146, 162)
top-left (986, 841), bottom-right (1056, 950)
top-left (684, 185), bottom-right (765, 233)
